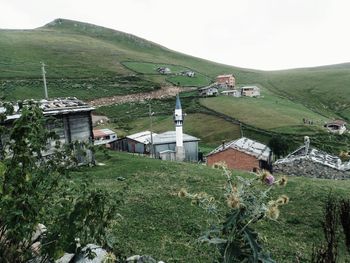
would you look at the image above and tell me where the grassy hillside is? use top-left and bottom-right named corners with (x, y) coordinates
top-left (199, 86), bottom-right (332, 132)
top-left (0, 18), bottom-right (253, 100)
top-left (74, 150), bottom-right (350, 262)
top-left (261, 66), bottom-right (350, 120)
top-left (2, 18), bottom-right (350, 150)
top-left (1, 18), bottom-right (350, 116)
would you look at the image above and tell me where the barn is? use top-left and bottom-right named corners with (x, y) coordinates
top-left (206, 137), bottom-right (272, 171)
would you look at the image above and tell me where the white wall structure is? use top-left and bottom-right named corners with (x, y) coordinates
top-left (174, 95), bottom-right (185, 161)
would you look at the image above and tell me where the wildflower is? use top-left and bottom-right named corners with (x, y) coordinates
top-left (266, 205), bottom-right (280, 220)
top-left (178, 188), bottom-right (187, 198)
top-left (279, 176), bottom-right (288, 187)
top-left (197, 192), bottom-right (208, 199)
top-left (213, 161), bottom-right (227, 170)
top-left (276, 195), bottom-right (289, 205)
top-left (259, 170), bottom-right (275, 186)
top-left (227, 194), bottom-right (240, 209)
top-left (264, 174), bottom-right (275, 186)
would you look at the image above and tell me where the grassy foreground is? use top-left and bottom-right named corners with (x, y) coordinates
top-left (73, 151), bottom-right (350, 262)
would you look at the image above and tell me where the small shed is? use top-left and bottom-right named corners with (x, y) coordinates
top-left (93, 128), bottom-right (117, 148)
top-left (181, 70), bottom-right (195, 77)
top-left (0, 98), bottom-right (95, 164)
top-left (206, 137), bottom-right (272, 171)
top-left (156, 67), bottom-right (171, 74)
top-left (241, 86), bottom-right (260, 97)
top-left (324, 120), bottom-right (347, 134)
top-left (221, 89), bottom-right (241, 97)
top-left (198, 86), bottom-right (219, 97)
top-left (152, 131), bottom-right (200, 162)
top-left (125, 131), bottom-right (157, 154)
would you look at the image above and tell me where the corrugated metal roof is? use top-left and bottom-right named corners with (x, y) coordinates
top-left (126, 131), bottom-right (158, 144)
top-left (274, 146), bottom-right (348, 170)
top-left (93, 128), bottom-right (116, 138)
top-left (241, 86), bottom-right (259, 90)
top-left (207, 137), bottom-right (271, 161)
top-left (217, 74), bottom-right (234, 78)
top-left (0, 98), bottom-right (94, 121)
top-left (152, 131), bottom-right (200, 145)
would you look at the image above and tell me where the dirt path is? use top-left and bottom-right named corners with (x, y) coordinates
top-left (88, 86), bottom-right (191, 107)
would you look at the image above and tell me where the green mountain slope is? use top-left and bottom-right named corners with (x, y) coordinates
top-left (0, 18), bottom-right (258, 100)
top-left (1, 18), bottom-right (350, 128)
top-left (1, 19), bottom-right (349, 114)
top-left (74, 150), bottom-right (350, 262)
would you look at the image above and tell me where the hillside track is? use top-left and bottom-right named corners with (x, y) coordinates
top-left (88, 86), bottom-right (193, 107)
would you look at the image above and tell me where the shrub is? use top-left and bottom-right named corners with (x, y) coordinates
top-left (179, 164), bottom-right (289, 263)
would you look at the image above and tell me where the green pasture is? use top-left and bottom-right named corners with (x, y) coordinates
top-left (72, 150), bottom-right (350, 262)
top-left (200, 87), bottom-right (331, 131)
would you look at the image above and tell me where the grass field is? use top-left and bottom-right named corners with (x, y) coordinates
top-left (122, 61), bottom-right (212, 87)
top-left (200, 86), bottom-right (332, 132)
top-left (73, 150), bottom-right (350, 262)
top-left (0, 76), bottom-right (160, 100)
top-left (122, 61), bottom-right (189, 74)
top-left (1, 18), bottom-right (349, 121)
top-left (166, 74), bottom-right (211, 87)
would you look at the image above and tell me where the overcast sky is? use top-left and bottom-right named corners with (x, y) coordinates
top-left (1, 0), bottom-right (349, 70)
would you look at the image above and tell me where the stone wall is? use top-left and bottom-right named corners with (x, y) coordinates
top-left (273, 158), bottom-right (350, 179)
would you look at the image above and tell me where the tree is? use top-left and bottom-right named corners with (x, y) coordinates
top-left (0, 102), bottom-right (119, 262)
top-left (268, 135), bottom-right (291, 159)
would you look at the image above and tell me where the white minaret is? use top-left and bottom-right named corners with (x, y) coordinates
top-left (174, 94), bottom-right (185, 161)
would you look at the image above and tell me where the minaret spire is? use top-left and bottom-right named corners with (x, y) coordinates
top-left (174, 94), bottom-right (185, 161)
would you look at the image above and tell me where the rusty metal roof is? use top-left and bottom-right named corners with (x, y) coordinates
top-left (207, 137), bottom-right (271, 161)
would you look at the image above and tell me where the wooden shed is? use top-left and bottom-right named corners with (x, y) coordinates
top-left (1, 98), bottom-right (95, 163)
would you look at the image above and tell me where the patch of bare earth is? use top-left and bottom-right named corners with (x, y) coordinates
top-left (88, 86), bottom-right (191, 107)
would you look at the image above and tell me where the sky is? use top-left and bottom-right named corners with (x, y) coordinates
top-left (1, 0), bottom-right (350, 70)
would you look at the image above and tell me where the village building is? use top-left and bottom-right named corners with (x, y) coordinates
top-left (93, 128), bottom-right (118, 148)
top-left (221, 89), bottom-right (241, 97)
top-left (152, 131), bottom-right (200, 162)
top-left (198, 85), bottom-right (219, 97)
top-left (0, 98), bottom-right (95, 163)
top-left (181, 70), bottom-right (195, 77)
top-left (206, 137), bottom-right (272, 171)
top-left (118, 131), bottom-right (156, 154)
top-left (241, 86), bottom-right (260, 97)
top-left (156, 67), bottom-right (171, 74)
top-left (216, 74), bottom-right (235, 88)
top-left (273, 140), bottom-right (350, 179)
top-left (151, 94), bottom-right (200, 162)
top-left (324, 120), bottom-right (347, 134)
top-left (116, 95), bottom-right (200, 161)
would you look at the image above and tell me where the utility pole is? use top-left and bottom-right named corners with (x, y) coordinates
top-left (149, 104), bottom-right (154, 158)
top-left (41, 62), bottom-right (48, 99)
top-left (240, 122), bottom-right (244, 137)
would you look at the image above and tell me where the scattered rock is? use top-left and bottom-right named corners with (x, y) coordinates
top-left (75, 244), bottom-right (108, 263)
top-left (55, 253), bottom-right (75, 263)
